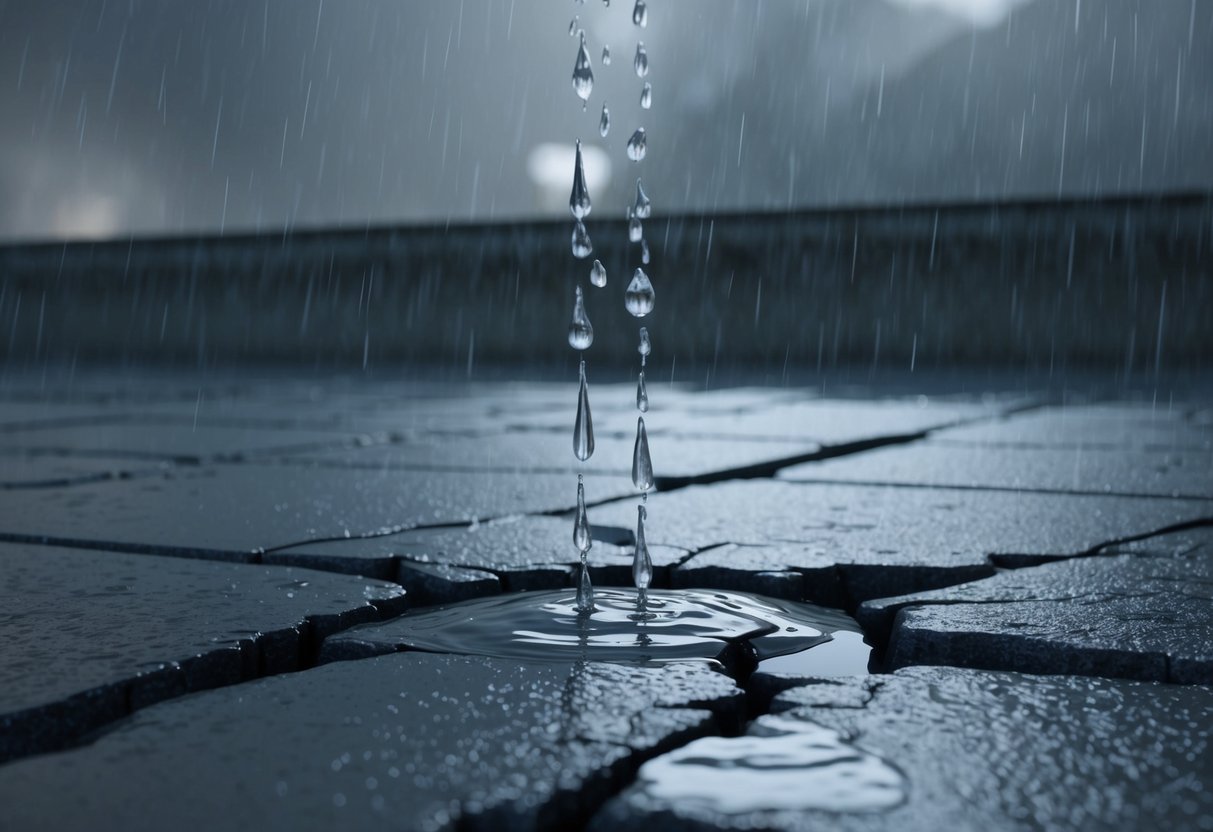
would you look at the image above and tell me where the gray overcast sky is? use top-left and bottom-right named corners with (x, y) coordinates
top-left (0, 0), bottom-right (1209, 242)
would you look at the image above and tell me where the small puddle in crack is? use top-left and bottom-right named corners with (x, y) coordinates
top-left (634, 715), bottom-right (907, 814)
top-left (375, 588), bottom-right (870, 668)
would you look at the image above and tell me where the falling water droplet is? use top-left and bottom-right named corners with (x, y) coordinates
top-left (574, 360), bottom-right (595, 461)
top-left (569, 140), bottom-right (592, 219)
top-left (632, 416), bottom-right (654, 491)
top-left (569, 17), bottom-right (579, 36)
top-left (634, 43), bottom-right (649, 78)
top-left (575, 561), bottom-right (595, 612)
top-left (572, 34), bottom-right (594, 102)
top-left (574, 475), bottom-right (592, 554)
top-left (628, 213), bottom-right (643, 243)
top-left (633, 179), bottom-right (652, 218)
top-left (627, 128), bottom-right (647, 161)
top-left (590, 259), bottom-right (607, 288)
top-left (598, 103), bottom-right (611, 137)
top-left (632, 0), bottom-right (648, 27)
top-left (641, 239), bottom-right (651, 264)
top-left (636, 370), bottom-right (649, 412)
top-left (640, 81), bottom-right (652, 109)
top-left (571, 220), bottom-right (593, 258)
top-left (638, 326), bottom-right (652, 357)
top-left (602, 45), bottom-right (611, 65)
top-left (633, 504), bottom-right (653, 590)
top-left (625, 268), bottom-right (655, 317)
top-left (568, 285), bottom-right (594, 350)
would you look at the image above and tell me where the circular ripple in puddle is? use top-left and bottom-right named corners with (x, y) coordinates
top-left (381, 588), bottom-right (865, 666)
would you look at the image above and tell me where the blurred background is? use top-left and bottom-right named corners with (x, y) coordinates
top-left (1, 0), bottom-right (1210, 242)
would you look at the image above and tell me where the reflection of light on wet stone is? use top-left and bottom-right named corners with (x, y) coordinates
top-left (636, 715), bottom-right (906, 814)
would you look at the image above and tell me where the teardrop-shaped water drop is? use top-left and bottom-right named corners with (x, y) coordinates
top-left (633, 179), bottom-right (652, 218)
top-left (575, 561), bottom-right (595, 613)
top-left (568, 285), bottom-right (594, 350)
top-left (638, 326), bottom-right (652, 357)
top-left (640, 81), bottom-right (652, 109)
top-left (569, 17), bottom-right (579, 36)
top-left (632, 416), bottom-right (654, 491)
top-left (571, 220), bottom-right (593, 258)
top-left (569, 140), bottom-right (592, 219)
top-left (574, 359), bottom-right (595, 461)
top-left (632, 0), bottom-right (648, 27)
top-left (590, 259), bottom-right (607, 287)
top-left (636, 370), bottom-right (649, 412)
top-left (598, 103), bottom-right (610, 137)
top-left (602, 44), bottom-right (611, 65)
top-left (572, 34), bottom-right (594, 102)
top-left (573, 475), bottom-right (592, 554)
top-left (625, 268), bottom-right (655, 317)
top-left (634, 42), bottom-right (649, 78)
top-left (628, 213), bottom-right (643, 243)
top-left (641, 239), bottom-right (651, 264)
top-left (632, 504), bottom-right (653, 590)
top-left (626, 128), bottom-right (647, 162)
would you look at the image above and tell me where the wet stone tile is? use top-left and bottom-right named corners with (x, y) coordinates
top-left (0, 463), bottom-right (633, 560)
top-left (271, 515), bottom-right (687, 589)
top-left (598, 480), bottom-right (1213, 603)
top-left (934, 404), bottom-right (1212, 451)
top-left (593, 667), bottom-right (1213, 832)
top-left (778, 441), bottom-right (1213, 500)
top-left (0, 451), bottom-right (169, 489)
top-left (0, 653), bottom-right (742, 832)
top-left (858, 532), bottom-right (1213, 683)
top-left (0, 542), bottom-right (406, 763)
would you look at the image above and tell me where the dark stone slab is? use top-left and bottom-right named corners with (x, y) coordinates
top-left (0, 463), bottom-right (633, 560)
top-left (271, 515), bottom-right (687, 588)
top-left (858, 542), bottom-right (1213, 684)
top-left (0, 653), bottom-right (742, 832)
top-left (935, 404), bottom-right (1212, 451)
top-left (593, 481), bottom-right (1213, 603)
top-left (0, 421), bottom-right (381, 462)
top-left (0, 451), bottom-right (168, 489)
top-left (593, 667), bottom-right (1213, 831)
top-left (0, 542), bottom-right (406, 763)
top-left (779, 441), bottom-right (1213, 500)
top-left (394, 561), bottom-right (501, 606)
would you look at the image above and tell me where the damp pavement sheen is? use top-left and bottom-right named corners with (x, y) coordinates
top-left (1, 374), bottom-right (1213, 831)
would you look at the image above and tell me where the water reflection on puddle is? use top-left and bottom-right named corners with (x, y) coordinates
top-left (637, 715), bottom-right (907, 814)
top-left (388, 588), bottom-right (870, 668)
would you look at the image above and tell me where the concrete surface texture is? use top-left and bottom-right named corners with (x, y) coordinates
top-left (0, 370), bottom-right (1211, 830)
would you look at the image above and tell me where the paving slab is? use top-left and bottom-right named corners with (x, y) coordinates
top-left (0, 541), bottom-right (407, 763)
top-left (857, 535), bottom-right (1213, 684)
top-left (593, 666), bottom-right (1213, 832)
top-left (0, 652), bottom-right (742, 832)
top-left (0, 451), bottom-right (169, 488)
top-left (271, 515), bottom-right (686, 589)
top-left (0, 463), bottom-right (632, 560)
top-left (590, 481), bottom-right (1213, 603)
top-left (281, 430), bottom-right (821, 486)
top-left (935, 404), bottom-right (1212, 450)
top-left (778, 441), bottom-right (1213, 500)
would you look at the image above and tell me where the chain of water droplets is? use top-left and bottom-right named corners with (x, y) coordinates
top-left (567, 0), bottom-right (656, 614)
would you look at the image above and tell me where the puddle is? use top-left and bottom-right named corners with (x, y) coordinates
top-left (369, 588), bottom-right (869, 667)
top-left (635, 714), bottom-right (907, 814)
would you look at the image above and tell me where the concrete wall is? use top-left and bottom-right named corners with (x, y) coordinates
top-left (1, 193), bottom-right (1209, 376)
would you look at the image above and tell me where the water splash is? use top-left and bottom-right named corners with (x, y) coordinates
top-left (626, 128), bottom-right (647, 161)
top-left (571, 220), bottom-right (593, 258)
top-left (634, 42), bottom-right (649, 78)
top-left (634, 716), bottom-right (906, 814)
top-left (572, 33), bottom-right (594, 103)
top-left (636, 370), bottom-right (649, 412)
top-left (569, 139), bottom-right (592, 219)
top-left (568, 285), bottom-right (594, 350)
top-left (625, 268), bottom-right (655, 317)
top-left (573, 360), bottom-right (595, 461)
top-left (632, 416), bottom-right (654, 491)
top-left (590, 259), bottom-right (607, 288)
top-left (633, 179), bottom-right (651, 218)
top-left (632, 0), bottom-right (648, 27)
top-left (598, 103), bottom-right (610, 137)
